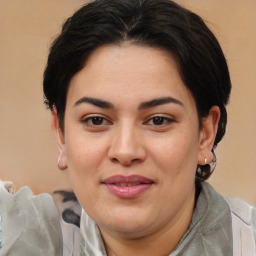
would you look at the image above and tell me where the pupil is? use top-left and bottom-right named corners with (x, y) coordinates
top-left (92, 117), bottom-right (103, 125)
top-left (153, 117), bottom-right (164, 125)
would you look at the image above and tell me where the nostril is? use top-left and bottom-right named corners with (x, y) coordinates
top-left (111, 158), bottom-right (119, 163)
top-left (110, 157), bottom-right (143, 167)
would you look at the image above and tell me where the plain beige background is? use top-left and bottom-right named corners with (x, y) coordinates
top-left (0, 0), bottom-right (256, 203)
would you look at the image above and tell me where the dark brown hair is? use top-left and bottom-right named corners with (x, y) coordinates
top-left (43, 0), bottom-right (231, 180)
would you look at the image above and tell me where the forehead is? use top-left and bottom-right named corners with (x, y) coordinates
top-left (67, 44), bottom-right (194, 109)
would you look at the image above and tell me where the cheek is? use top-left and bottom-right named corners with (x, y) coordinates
top-left (64, 136), bottom-right (108, 205)
top-left (147, 130), bottom-right (199, 176)
top-left (65, 134), bottom-right (109, 171)
top-left (64, 133), bottom-right (110, 197)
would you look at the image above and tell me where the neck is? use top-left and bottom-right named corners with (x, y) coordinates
top-left (101, 189), bottom-right (196, 256)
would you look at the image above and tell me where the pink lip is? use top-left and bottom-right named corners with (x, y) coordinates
top-left (102, 175), bottom-right (154, 199)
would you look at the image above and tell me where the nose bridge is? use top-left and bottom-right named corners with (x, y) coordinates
top-left (117, 121), bottom-right (137, 150)
top-left (108, 120), bottom-right (145, 165)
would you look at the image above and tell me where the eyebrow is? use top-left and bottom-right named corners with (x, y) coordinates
top-left (138, 97), bottom-right (183, 110)
top-left (74, 97), bottom-right (114, 109)
top-left (73, 96), bottom-right (183, 110)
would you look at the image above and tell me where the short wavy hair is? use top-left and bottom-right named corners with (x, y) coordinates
top-left (43, 0), bottom-right (231, 180)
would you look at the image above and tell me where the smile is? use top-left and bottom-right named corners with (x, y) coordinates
top-left (102, 175), bottom-right (154, 199)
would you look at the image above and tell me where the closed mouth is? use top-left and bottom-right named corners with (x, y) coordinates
top-left (102, 175), bottom-right (154, 198)
top-left (113, 182), bottom-right (144, 187)
top-left (102, 175), bottom-right (154, 185)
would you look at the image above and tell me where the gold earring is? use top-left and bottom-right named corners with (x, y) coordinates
top-left (204, 158), bottom-right (208, 165)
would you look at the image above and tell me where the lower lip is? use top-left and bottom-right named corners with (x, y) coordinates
top-left (104, 183), bottom-right (153, 199)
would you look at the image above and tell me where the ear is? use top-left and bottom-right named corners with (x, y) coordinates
top-left (51, 106), bottom-right (67, 170)
top-left (197, 106), bottom-right (220, 165)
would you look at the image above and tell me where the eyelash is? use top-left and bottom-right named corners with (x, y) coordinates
top-left (144, 115), bottom-right (174, 126)
top-left (81, 115), bottom-right (112, 127)
top-left (81, 115), bottom-right (175, 129)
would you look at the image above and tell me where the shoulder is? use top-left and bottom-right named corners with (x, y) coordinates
top-left (0, 181), bottom-right (63, 255)
top-left (224, 197), bottom-right (255, 226)
top-left (224, 196), bottom-right (256, 235)
top-left (200, 182), bottom-right (256, 254)
top-left (201, 182), bottom-right (256, 237)
top-left (224, 196), bottom-right (256, 255)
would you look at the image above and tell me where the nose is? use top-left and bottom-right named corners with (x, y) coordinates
top-left (107, 123), bottom-right (146, 166)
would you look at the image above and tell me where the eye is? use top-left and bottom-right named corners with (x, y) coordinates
top-left (145, 115), bottom-right (174, 126)
top-left (88, 116), bottom-right (105, 125)
top-left (81, 115), bottom-right (112, 127)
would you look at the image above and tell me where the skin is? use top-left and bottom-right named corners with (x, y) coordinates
top-left (52, 44), bottom-right (220, 256)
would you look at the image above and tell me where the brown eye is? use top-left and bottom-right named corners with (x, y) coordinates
top-left (81, 115), bottom-right (111, 127)
top-left (90, 117), bottom-right (104, 125)
top-left (152, 117), bottom-right (165, 125)
top-left (146, 116), bottom-right (173, 126)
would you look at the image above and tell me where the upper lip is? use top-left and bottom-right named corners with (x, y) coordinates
top-left (102, 175), bottom-right (154, 184)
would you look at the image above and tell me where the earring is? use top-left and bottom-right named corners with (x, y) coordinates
top-left (204, 158), bottom-right (208, 165)
top-left (58, 157), bottom-right (67, 170)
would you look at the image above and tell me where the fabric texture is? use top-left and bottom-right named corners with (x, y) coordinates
top-left (1, 181), bottom-right (256, 256)
top-left (0, 181), bottom-right (62, 256)
top-left (53, 190), bottom-right (82, 256)
top-left (225, 197), bottom-right (256, 255)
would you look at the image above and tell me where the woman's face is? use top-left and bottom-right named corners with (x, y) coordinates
top-left (54, 44), bottom-right (218, 240)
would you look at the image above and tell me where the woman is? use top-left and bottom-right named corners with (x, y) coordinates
top-left (0, 0), bottom-right (255, 255)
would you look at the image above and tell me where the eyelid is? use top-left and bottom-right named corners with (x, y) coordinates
top-left (144, 114), bottom-right (175, 125)
top-left (81, 113), bottom-right (106, 119)
top-left (81, 114), bottom-right (112, 126)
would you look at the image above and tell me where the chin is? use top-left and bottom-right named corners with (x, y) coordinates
top-left (97, 207), bottom-right (154, 237)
